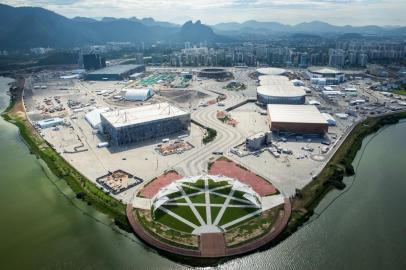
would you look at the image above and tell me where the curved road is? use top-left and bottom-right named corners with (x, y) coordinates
top-left (178, 88), bottom-right (247, 176)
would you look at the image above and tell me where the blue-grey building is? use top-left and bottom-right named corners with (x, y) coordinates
top-left (100, 103), bottom-right (190, 146)
top-left (85, 64), bottom-right (145, 81)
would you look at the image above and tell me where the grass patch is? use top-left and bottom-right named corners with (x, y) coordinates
top-left (393, 89), bottom-right (406, 95)
top-left (138, 210), bottom-right (198, 248)
top-left (225, 206), bottom-right (281, 247)
top-left (213, 187), bottom-right (232, 196)
top-left (209, 193), bottom-right (226, 204)
top-left (211, 206), bottom-right (222, 222)
top-left (195, 206), bottom-right (207, 223)
top-left (166, 191), bottom-right (183, 199)
top-left (207, 179), bottom-right (229, 189)
top-left (180, 184), bottom-right (200, 195)
top-left (163, 205), bottom-right (200, 226)
top-left (392, 84), bottom-right (406, 95)
top-left (218, 207), bottom-right (258, 226)
top-left (169, 197), bottom-right (187, 204)
top-left (188, 193), bottom-right (206, 204)
top-left (203, 127), bottom-right (217, 144)
top-left (154, 208), bottom-right (195, 233)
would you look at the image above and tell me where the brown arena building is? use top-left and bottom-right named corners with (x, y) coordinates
top-left (267, 104), bottom-right (328, 134)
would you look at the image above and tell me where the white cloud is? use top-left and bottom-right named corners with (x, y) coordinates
top-left (3, 0), bottom-right (406, 25)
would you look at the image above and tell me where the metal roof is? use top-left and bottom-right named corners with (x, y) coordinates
top-left (267, 105), bottom-right (327, 124)
top-left (87, 65), bottom-right (143, 75)
top-left (308, 66), bottom-right (343, 75)
top-left (101, 102), bottom-right (189, 128)
top-left (256, 67), bottom-right (286, 75)
top-left (257, 75), bottom-right (306, 98)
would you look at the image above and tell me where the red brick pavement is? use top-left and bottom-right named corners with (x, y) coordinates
top-left (209, 160), bottom-right (277, 196)
top-left (139, 171), bottom-right (182, 198)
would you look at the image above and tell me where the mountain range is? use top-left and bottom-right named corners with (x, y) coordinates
top-left (0, 4), bottom-right (224, 49)
top-left (212, 20), bottom-right (406, 38)
top-left (0, 4), bottom-right (405, 50)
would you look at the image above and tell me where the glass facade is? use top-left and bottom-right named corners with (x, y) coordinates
top-left (101, 115), bottom-right (190, 146)
top-left (257, 93), bottom-right (305, 105)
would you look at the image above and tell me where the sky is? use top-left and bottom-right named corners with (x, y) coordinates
top-left (3, 0), bottom-right (406, 26)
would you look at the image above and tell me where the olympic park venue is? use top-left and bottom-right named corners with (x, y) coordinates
top-left (256, 73), bottom-right (306, 105)
top-left (256, 67), bottom-right (287, 76)
top-left (100, 103), bottom-right (190, 146)
top-left (85, 64), bottom-right (145, 81)
top-left (197, 68), bottom-right (233, 80)
top-left (268, 104), bottom-right (328, 134)
top-left (128, 171), bottom-right (290, 258)
top-left (306, 66), bottom-right (345, 85)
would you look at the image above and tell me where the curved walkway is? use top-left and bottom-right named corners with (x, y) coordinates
top-left (126, 197), bottom-right (292, 258)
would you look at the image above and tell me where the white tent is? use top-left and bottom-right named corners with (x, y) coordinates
top-left (85, 107), bottom-right (110, 129)
top-left (123, 88), bottom-right (154, 101)
top-left (151, 175), bottom-right (263, 216)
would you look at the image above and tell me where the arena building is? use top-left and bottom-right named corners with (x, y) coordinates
top-left (197, 68), bottom-right (232, 80)
top-left (100, 103), bottom-right (190, 146)
top-left (306, 67), bottom-right (345, 85)
top-left (256, 67), bottom-right (286, 76)
top-left (257, 75), bottom-right (306, 105)
top-left (85, 64), bottom-right (145, 81)
top-left (267, 104), bottom-right (328, 134)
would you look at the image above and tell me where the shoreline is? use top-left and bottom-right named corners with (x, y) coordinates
top-left (2, 75), bottom-right (406, 264)
top-left (1, 76), bottom-right (132, 232)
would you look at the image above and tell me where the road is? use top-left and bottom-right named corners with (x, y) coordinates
top-left (177, 88), bottom-right (248, 176)
top-left (171, 69), bottom-right (258, 176)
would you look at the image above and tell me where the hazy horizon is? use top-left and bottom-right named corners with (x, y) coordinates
top-left (2, 0), bottom-right (406, 27)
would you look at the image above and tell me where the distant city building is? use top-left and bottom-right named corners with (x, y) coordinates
top-left (328, 49), bottom-right (345, 67)
top-left (358, 53), bottom-right (368, 67)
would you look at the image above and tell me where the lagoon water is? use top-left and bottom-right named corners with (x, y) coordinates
top-left (0, 77), bottom-right (405, 269)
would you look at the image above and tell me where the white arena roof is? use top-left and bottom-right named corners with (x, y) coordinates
top-left (256, 67), bottom-right (286, 76)
top-left (258, 75), bottom-right (291, 86)
top-left (267, 105), bottom-right (328, 124)
top-left (257, 75), bottom-right (306, 99)
top-left (101, 102), bottom-right (189, 128)
top-left (308, 67), bottom-right (343, 75)
top-left (257, 85), bottom-right (306, 98)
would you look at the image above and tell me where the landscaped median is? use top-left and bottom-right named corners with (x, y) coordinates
top-left (2, 77), bottom-right (131, 232)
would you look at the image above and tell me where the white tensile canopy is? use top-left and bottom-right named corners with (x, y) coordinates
top-left (151, 175), bottom-right (262, 215)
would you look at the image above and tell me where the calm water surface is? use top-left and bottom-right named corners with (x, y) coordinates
top-left (0, 77), bottom-right (405, 270)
